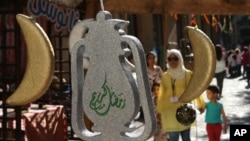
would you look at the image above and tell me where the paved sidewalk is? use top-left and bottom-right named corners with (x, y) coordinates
top-left (190, 76), bottom-right (250, 141)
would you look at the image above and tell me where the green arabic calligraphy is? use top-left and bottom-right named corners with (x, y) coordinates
top-left (89, 74), bottom-right (126, 116)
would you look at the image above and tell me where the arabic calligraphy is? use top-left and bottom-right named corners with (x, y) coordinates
top-left (27, 0), bottom-right (79, 32)
top-left (89, 74), bottom-right (126, 116)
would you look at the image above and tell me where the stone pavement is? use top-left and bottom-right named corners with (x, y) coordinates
top-left (139, 76), bottom-right (250, 141)
top-left (189, 76), bottom-right (250, 141)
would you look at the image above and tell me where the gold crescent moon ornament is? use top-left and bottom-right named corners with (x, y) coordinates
top-left (6, 14), bottom-right (55, 106)
top-left (179, 26), bottom-right (216, 103)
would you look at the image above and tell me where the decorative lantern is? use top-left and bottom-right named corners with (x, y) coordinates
top-left (176, 104), bottom-right (196, 126)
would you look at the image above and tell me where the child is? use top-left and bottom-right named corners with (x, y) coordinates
top-left (152, 83), bottom-right (168, 141)
top-left (199, 85), bottom-right (227, 141)
top-left (152, 82), bottom-right (160, 105)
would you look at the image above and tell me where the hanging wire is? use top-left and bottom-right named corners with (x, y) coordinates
top-left (100, 0), bottom-right (104, 11)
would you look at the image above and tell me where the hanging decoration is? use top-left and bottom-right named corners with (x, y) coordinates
top-left (203, 14), bottom-right (210, 24)
top-left (69, 0), bottom-right (156, 141)
top-left (190, 14), bottom-right (197, 26)
top-left (220, 16), bottom-right (234, 34)
top-left (218, 21), bottom-right (223, 33)
top-left (228, 15), bottom-right (233, 33)
top-left (171, 13), bottom-right (178, 21)
top-left (179, 26), bottom-right (216, 103)
top-left (222, 17), bottom-right (227, 33)
top-left (172, 13), bottom-right (233, 35)
top-left (212, 15), bottom-right (219, 32)
top-left (6, 14), bottom-right (55, 106)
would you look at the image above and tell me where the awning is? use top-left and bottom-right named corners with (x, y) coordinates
top-left (45, 0), bottom-right (250, 14)
top-left (102, 0), bottom-right (250, 14)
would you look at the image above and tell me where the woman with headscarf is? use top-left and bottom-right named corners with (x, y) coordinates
top-left (157, 49), bottom-right (192, 141)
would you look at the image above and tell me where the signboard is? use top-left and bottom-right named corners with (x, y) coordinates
top-left (27, 0), bottom-right (79, 31)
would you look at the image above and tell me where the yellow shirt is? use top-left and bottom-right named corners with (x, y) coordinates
top-left (156, 70), bottom-right (192, 132)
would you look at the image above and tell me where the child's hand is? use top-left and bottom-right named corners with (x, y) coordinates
top-left (223, 124), bottom-right (227, 134)
top-left (223, 127), bottom-right (227, 134)
top-left (198, 108), bottom-right (204, 114)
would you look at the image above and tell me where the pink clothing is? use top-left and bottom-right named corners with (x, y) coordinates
top-left (236, 54), bottom-right (241, 65)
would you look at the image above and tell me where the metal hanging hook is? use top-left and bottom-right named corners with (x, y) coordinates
top-left (100, 0), bottom-right (104, 11)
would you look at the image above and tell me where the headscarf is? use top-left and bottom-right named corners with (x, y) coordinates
top-left (166, 49), bottom-right (186, 79)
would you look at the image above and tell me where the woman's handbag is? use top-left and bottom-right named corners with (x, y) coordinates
top-left (176, 103), bottom-right (196, 126)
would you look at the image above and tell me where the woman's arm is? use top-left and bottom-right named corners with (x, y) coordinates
top-left (194, 95), bottom-right (206, 114)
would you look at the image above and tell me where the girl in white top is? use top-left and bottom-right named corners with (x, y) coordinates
top-left (146, 51), bottom-right (163, 88)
